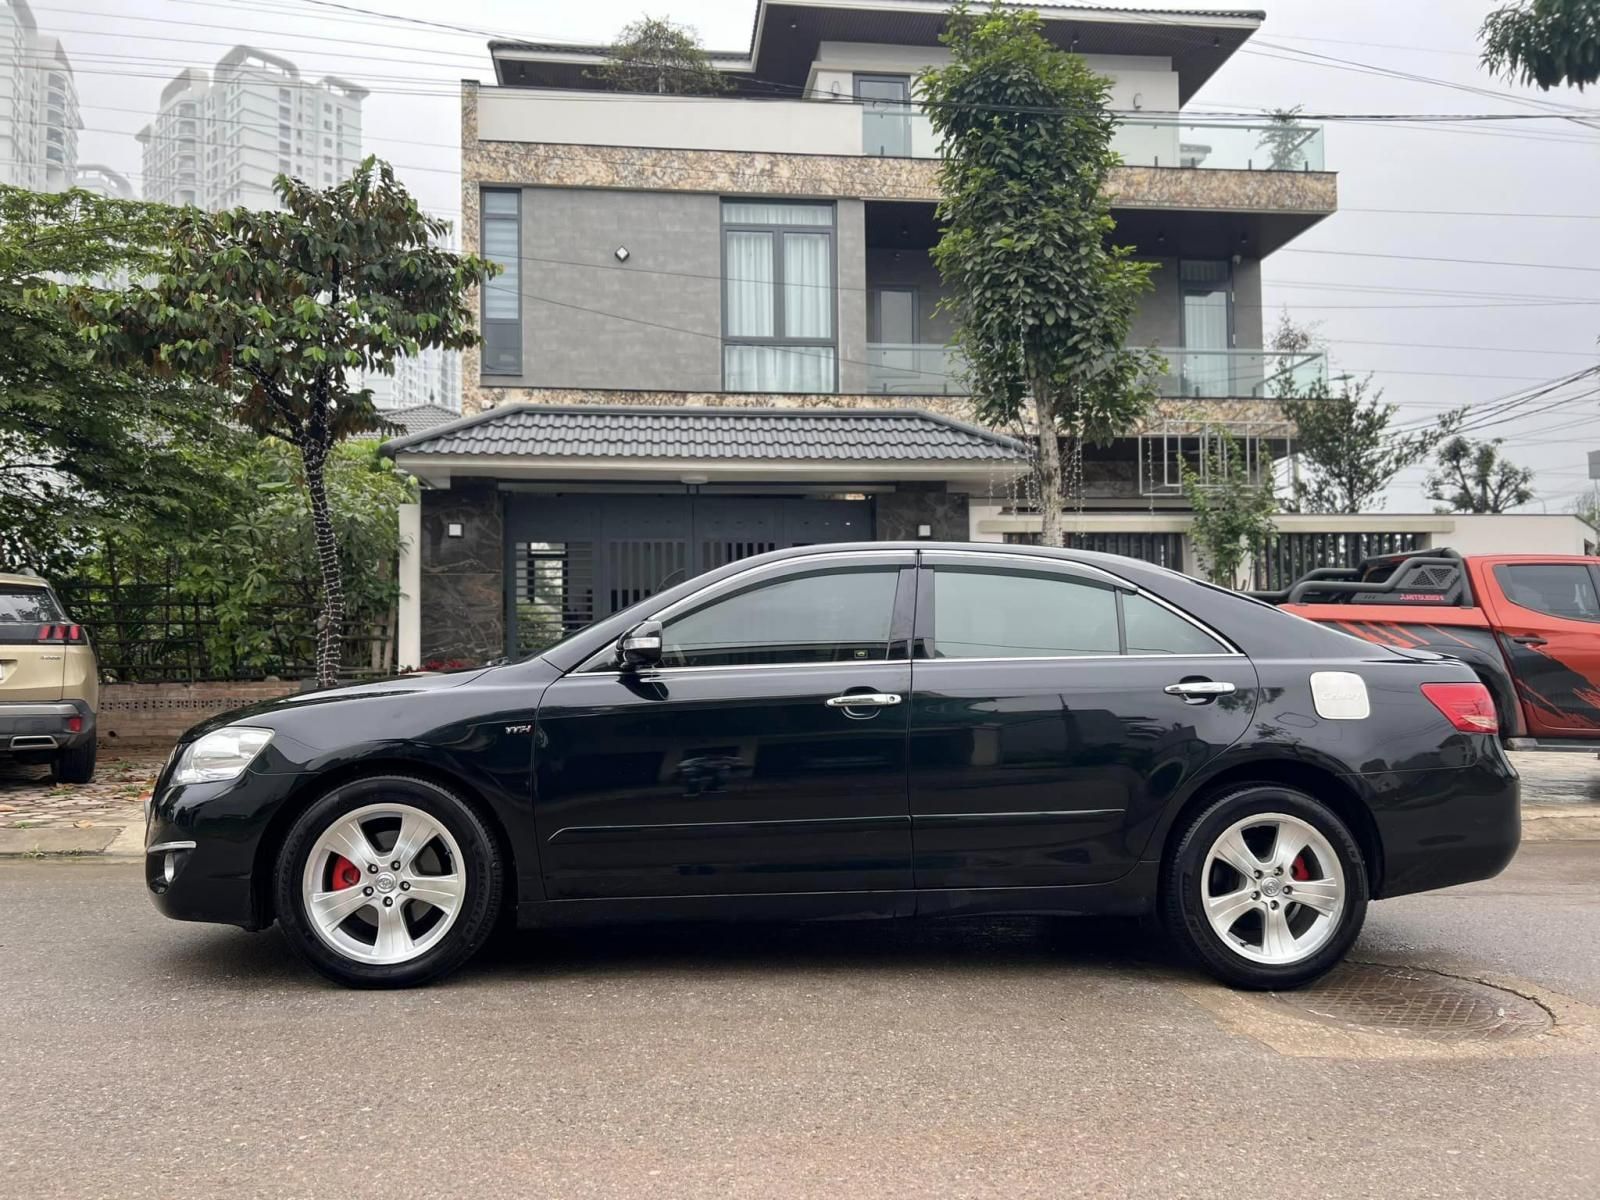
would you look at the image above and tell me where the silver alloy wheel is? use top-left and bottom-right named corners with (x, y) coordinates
top-left (1200, 812), bottom-right (1345, 966)
top-left (301, 802), bottom-right (466, 966)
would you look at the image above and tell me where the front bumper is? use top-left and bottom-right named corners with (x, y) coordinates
top-left (145, 765), bottom-right (298, 930)
top-left (0, 700), bottom-right (95, 755)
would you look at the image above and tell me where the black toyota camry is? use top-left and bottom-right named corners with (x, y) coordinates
top-left (145, 543), bottom-right (1519, 990)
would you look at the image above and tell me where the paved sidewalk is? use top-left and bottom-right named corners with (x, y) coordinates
top-left (1, 745), bottom-right (1597, 858)
top-left (0, 745), bottom-right (167, 857)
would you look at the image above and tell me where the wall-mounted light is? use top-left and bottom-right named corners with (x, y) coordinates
top-left (681, 473), bottom-right (709, 486)
top-left (614, 245), bottom-right (630, 262)
top-left (446, 522), bottom-right (464, 539)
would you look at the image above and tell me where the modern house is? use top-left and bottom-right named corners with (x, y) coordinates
top-left (385, 0), bottom-right (1339, 666)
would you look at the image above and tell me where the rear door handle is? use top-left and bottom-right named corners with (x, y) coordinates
top-left (1509, 635), bottom-right (1548, 647)
top-left (825, 692), bottom-right (902, 708)
top-left (1164, 681), bottom-right (1236, 697)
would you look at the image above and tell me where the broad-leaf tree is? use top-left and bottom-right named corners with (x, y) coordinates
top-left (1426, 435), bottom-right (1536, 514)
top-left (591, 16), bottom-right (730, 95)
top-left (1482, 0), bottom-right (1600, 90)
top-left (65, 159), bottom-right (497, 686)
top-left (922, 2), bottom-right (1159, 547)
top-left (1281, 377), bottom-right (1464, 514)
top-left (1181, 430), bottom-right (1278, 588)
top-left (0, 187), bottom-right (238, 574)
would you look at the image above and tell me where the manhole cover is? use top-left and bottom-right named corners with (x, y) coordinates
top-left (1271, 962), bottom-right (1553, 1043)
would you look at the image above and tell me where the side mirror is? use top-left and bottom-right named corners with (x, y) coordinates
top-left (617, 619), bottom-right (663, 670)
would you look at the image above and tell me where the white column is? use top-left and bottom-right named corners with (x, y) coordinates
top-left (397, 502), bottom-right (422, 671)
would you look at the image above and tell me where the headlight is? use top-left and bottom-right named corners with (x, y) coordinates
top-left (171, 727), bottom-right (274, 785)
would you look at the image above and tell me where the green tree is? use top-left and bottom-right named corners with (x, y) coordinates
top-left (64, 159), bottom-right (496, 686)
top-left (1181, 430), bottom-right (1278, 588)
top-left (0, 186), bottom-right (238, 574)
top-left (1281, 377), bottom-right (1464, 514)
top-left (1426, 435), bottom-right (1536, 514)
top-left (1482, 0), bottom-right (1600, 90)
top-left (1256, 105), bottom-right (1314, 170)
top-left (591, 16), bottom-right (730, 95)
top-left (922, 2), bottom-right (1159, 547)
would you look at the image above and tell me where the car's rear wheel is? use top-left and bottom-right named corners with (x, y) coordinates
top-left (274, 775), bottom-right (502, 988)
top-left (51, 739), bottom-right (96, 784)
top-left (1163, 785), bottom-right (1368, 990)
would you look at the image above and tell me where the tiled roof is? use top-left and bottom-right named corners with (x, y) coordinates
top-left (380, 404), bottom-right (461, 437)
top-left (382, 405), bottom-right (1028, 463)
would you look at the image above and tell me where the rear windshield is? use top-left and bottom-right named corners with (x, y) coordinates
top-left (0, 586), bottom-right (64, 624)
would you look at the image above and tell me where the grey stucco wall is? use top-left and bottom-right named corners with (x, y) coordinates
top-left (510, 187), bottom-right (724, 392)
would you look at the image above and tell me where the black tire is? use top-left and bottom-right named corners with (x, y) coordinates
top-left (51, 739), bottom-right (96, 784)
top-left (274, 775), bottom-right (503, 988)
top-left (1162, 784), bottom-right (1368, 990)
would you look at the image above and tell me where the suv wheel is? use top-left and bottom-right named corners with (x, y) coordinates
top-left (274, 775), bottom-right (503, 988)
top-left (1163, 785), bottom-right (1368, 990)
top-left (51, 740), bottom-right (96, 784)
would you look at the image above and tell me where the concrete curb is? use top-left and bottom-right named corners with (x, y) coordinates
top-left (6, 803), bottom-right (1599, 862)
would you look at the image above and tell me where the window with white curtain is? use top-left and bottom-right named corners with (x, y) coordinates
top-left (721, 201), bottom-right (836, 393)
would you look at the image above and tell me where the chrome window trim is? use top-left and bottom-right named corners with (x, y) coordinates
top-left (582, 658), bottom-right (911, 680)
top-left (574, 550), bottom-right (915, 674)
top-left (916, 651), bottom-right (1244, 664)
top-left (924, 550), bottom-right (1242, 657)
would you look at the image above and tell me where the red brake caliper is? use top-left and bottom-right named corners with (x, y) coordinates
top-left (330, 855), bottom-right (363, 889)
top-left (1290, 852), bottom-right (1312, 882)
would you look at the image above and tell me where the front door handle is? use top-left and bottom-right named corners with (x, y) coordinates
top-left (1164, 680), bottom-right (1236, 698)
top-left (825, 692), bottom-right (903, 708)
top-left (1509, 635), bottom-right (1548, 647)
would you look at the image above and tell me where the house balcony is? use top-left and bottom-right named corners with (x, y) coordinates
top-left (864, 345), bottom-right (1328, 400)
top-left (471, 87), bottom-right (1336, 249)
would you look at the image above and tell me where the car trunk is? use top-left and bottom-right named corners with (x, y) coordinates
top-left (0, 585), bottom-right (68, 702)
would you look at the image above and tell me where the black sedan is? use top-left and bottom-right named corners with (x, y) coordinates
top-left (145, 543), bottom-right (1519, 990)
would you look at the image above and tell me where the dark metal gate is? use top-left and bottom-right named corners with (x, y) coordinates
top-left (505, 494), bottom-right (873, 655)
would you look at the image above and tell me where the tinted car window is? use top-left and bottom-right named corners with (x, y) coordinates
top-left (1496, 564), bottom-right (1600, 622)
top-left (661, 566), bottom-right (899, 667)
top-left (0, 586), bottom-right (63, 624)
top-left (1122, 592), bottom-right (1227, 655)
top-left (933, 568), bottom-right (1119, 658)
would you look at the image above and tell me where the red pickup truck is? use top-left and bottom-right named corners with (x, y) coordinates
top-left (1252, 550), bottom-right (1600, 751)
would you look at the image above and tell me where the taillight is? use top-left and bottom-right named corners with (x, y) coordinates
top-left (1421, 682), bottom-right (1499, 734)
top-left (35, 624), bottom-right (83, 643)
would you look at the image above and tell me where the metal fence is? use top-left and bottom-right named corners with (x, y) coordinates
top-left (1254, 531), bottom-right (1427, 592)
top-left (52, 578), bottom-right (396, 683)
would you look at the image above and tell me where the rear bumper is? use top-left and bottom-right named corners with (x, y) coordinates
top-left (0, 700), bottom-right (95, 754)
top-left (1355, 747), bottom-right (1521, 899)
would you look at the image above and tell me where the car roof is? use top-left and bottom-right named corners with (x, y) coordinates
top-left (0, 573), bottom-right (51, 588)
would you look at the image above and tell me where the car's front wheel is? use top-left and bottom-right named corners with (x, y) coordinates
top-left (1163, 785), bottom-right (1368, 990)
top-left (274, 775), bottom-right (503, 988)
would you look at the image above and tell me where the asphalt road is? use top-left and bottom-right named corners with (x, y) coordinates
top-left (2, 846), bottom-right (1598, 1200)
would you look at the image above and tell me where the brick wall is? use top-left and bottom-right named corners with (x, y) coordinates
top-left (98, 681), bottom-right (302, 744)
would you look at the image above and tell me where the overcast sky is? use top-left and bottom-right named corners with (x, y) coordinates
top-left (44, 0), bottom-right (1600, 512)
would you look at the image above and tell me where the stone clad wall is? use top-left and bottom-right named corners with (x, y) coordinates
top-left (419, 482), bottom-right (504, 665)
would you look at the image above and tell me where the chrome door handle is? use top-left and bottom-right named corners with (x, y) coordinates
top-left (1164, 681), bottom-right (1236, 697)
top-left (825, 692), bottom-right (903, 708)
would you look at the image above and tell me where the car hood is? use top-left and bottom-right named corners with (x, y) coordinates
top-left (179, 667), bottom-right (495, 742)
